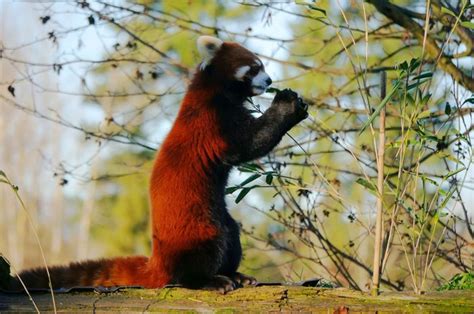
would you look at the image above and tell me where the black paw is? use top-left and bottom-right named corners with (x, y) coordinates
top-left (203, 275), bottom-right (236, 294)
top-left (273, 88), bottom-right (298, 103)
top-left (231, 272), bottom-right (258, 287)
top-left (272, 88), bottom-right (309, 123)
top-left (296, 97), bottom-right (309, 113)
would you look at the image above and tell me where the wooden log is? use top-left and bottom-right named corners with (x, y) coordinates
top-left (1, 286), bottom-right (473, 312)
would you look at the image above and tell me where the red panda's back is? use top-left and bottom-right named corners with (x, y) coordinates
top-left (149, 88), bottom-right (228, 250)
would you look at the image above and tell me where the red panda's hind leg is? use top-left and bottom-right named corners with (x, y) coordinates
top-left (216, 215), bottom-right (257, 287)
top-left (230, 272), bottom-right (257, 286)
top-left (201, 273), bottom-right (256, 294)
top-left (202, 275), bottom-right (237, 294)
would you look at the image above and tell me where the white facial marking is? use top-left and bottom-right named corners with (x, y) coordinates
top-left (234, 65), bottom-right (250, 81)
top-left (251, 69), bottom-right (271, 95)
top-left (254, 58), bottom-right (263, 67)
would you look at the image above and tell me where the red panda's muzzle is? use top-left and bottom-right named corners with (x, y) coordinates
top-left (251, 70), bottom-right (272, 95)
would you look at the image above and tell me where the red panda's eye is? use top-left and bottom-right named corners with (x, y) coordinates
top-left (249, 65), bottom-right (260, 75)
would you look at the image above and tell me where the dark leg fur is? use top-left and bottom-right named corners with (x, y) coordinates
top-left (217, 213), bottom-right (242, 276)
top-left (171, 213), bottom-right (255, 293)
top-left (243, 89), bottom-right (308, 162)
top-left (171, 237), bottom-right (226, 287)
top-left (218, 214), bottom-right (257, 287)
top-left (221, 89), bottom-right (308, 165)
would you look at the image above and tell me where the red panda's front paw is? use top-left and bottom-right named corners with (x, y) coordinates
top-left (295, 96), bottom-right (309, 117)
top-left (273, 88), bottom-right (298, 103)
top-left (272, 89), bottom-right (308, 124)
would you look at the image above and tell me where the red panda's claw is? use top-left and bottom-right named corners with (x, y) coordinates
top-left (297, 97), bottom-right (308, 111)
top-left (231, 272), bottom-right (258, 286)
top-left (204, 275), bottom-right (237, 294)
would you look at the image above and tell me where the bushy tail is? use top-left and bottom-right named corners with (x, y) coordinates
top-left (4, 256), bottom-right (151, 291)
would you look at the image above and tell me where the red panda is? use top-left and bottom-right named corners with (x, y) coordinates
top-left (2, 36), bottom-right (308, 293)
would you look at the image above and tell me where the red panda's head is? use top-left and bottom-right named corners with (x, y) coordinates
top-left (196, 36), bottom-right (272, 97)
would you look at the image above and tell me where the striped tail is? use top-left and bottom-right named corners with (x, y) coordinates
top-left (5, 256), bottom-right (151, 291)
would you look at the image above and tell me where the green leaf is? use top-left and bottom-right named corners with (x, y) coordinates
top-left (444, 167), bottom-right (466, 178)
top-left (441, 6), bottom-right (457, 17)
top-left (462, 97), bottom-right (474, 105)
top-left (266, 87), bottom-right (281, 94)
top-left (409, 58), bottom-right (421, 72)
top-left (265, 174), bottom-right (273, 185)
top-left (407, 78), bottom-right (430, 91)
top-left (235, 187), bottom-right (252, 203)
top-left (0, 170), bottom-right (5, 178)
top-left (238, 163), bottom-right (263, 173)
top-left (461, 21), bottom-right (474, 29)
top-left (445, 102), bottom-right (452, 115)
top-left (398, 60), bottom-right (409, 72)
top-left (360, 80), bottom-right (401, 134)
top-left (418, 109), bottom-right (432, 119)
top-left (225, 186), bottom-right (240, 194)
top-left (412, 72), bottom-right (433, 81)
top-left (430, 212), bottom-right (440, 227)
top-left (439, 188), bottom-right (456, 209)
top-left (439, 211), bottom-right (449, 217)
top-left (355, 177), bottom-right (376, 192)
top-left (239, 173), bottom-right (261, 186)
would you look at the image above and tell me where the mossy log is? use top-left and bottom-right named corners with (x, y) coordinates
top-left (1, 286), bottom-right (473, 313)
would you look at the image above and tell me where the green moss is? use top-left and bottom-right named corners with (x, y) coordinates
top-left (1, 287), bottom-right (474, 312)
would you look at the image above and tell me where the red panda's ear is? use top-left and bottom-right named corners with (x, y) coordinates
top-left (197, 36), bottom-right (223, 70)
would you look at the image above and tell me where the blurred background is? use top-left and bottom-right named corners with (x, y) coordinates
top-left (0, 0), bottom-right (472, 292)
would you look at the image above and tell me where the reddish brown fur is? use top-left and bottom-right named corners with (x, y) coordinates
top-left (209, 42), bottom-right (260, 82)
top-left (146, 85), bottom-right (227, 287)
top-left (7, 40), bottom-right (278, 291)
top-left (10, 256), bottom-right (149, 290)
top-left (10, 58), bottom-right (233, 290)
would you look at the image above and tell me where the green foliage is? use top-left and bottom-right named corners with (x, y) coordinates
top-left (90, 151), bottom-right (154, 256)
top-left (359, 79), bottom-right (401, 134)
top-left (55, 0), bottom-right (472, 291)
top-left (226, 163), bottom-right (279, 204)
top-left (222, 0), bottom-right (472, 290)
top-left (438, 273), bottom-right (474, 291)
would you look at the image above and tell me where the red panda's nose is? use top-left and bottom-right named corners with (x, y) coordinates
top-left (266, 77), bottom-right (272, 86)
